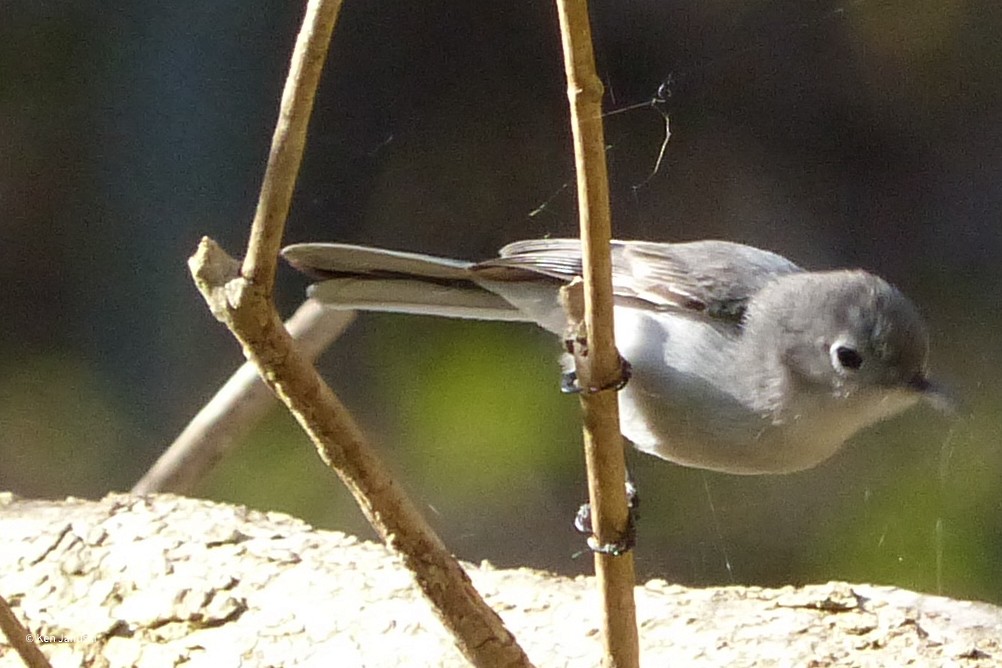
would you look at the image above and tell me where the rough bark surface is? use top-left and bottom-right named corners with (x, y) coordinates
top-left (0, 493), bottom-right (999, 667)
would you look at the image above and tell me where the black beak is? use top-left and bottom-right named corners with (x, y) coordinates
top-left (909, 374), bottom-right (958, 415)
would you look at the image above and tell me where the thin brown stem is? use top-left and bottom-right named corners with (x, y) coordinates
top-left (241, 0), bottom-right (341, 291)
top-left (185, 0), bottom-right (533, 664)
top-left (190, 241), bottom-right (532, 667)
top-left (0, 593), bottom-right (53, 668)
top-left (553, 0), bottom-right (641, 666)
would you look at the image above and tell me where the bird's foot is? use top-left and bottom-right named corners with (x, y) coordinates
top-left (574, 480), bottom-right (639, 556)
top-left (560, 356), bottom-right (632, 395)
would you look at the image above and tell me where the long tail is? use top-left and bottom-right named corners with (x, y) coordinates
top-left (281, 243), bottom-right (531, 321)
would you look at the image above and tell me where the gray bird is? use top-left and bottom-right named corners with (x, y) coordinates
top-left (282, 239), bottom-right (947, 475)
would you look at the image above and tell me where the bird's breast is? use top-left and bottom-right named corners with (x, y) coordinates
top-left (611, 309), bottom-right (874, 474)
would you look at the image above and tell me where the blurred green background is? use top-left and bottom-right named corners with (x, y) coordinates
top-left (2, 0), bottom-right (999, 604)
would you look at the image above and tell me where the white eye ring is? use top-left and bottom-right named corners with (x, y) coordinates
top-left (830, 341), bottom-right (863, 371)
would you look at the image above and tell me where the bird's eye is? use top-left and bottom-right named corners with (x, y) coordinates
top-left (834, 346), bottom-right (864, 370)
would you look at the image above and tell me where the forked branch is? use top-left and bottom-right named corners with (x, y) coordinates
top-left (186, 0), bottom-right (533, 665)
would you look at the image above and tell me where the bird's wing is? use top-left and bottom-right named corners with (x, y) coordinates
top-left (476, 239), bottom-right (803, 324)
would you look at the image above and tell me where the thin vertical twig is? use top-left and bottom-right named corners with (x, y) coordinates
top-left (553, 0), bottom-right (641, 666)
top-left (241, 0), bottom-right (341, 291)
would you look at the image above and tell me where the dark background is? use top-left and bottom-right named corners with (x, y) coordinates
top-left (2, 0), bottom-right (1000, 603)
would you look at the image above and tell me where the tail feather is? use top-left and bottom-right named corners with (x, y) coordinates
top-left (282, 243), bottom-right (473, 282)
top-left (284, 243), bottom-right (529, 321)
top-left (307, 278), bottom-right (528, 320)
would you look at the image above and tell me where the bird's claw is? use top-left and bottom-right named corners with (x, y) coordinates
top-left (574, 481), bottom-right (640, 556)
top-left (561, 357), bottom-right (632, 395)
